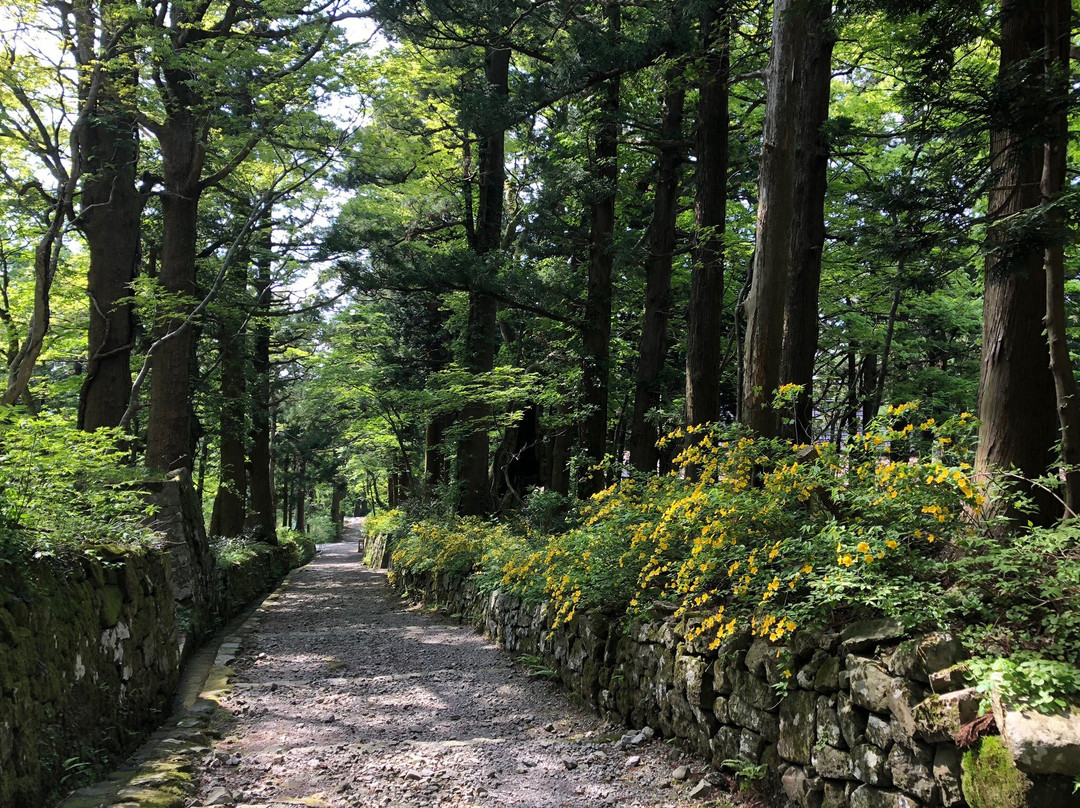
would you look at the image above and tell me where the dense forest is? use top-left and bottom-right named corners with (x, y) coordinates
top-left (1, 0), bottom-right (1079, 711)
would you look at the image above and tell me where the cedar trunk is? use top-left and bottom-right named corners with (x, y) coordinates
top-left (145, 98), bottom-right (204, 471)
top-left (780, 1), bottom-right (835, 443)
top-left (77, 67), bottom-right (142, 430)
top-left (247, 217), bottom-right (277, 542)
top-left (742, 0), bottom-right (804, 438)
top-left (976, 0), bottom-right (1060, 523)
top-left (208, 307), bottom-right (247, 537)
top-left (686, 4), bottom-right (730, 429)
top-left (628, 78), bottom-right (685, 473)
top-left (579, 5), bottom-right (620, 495)
top-left (1041, 0), bottom-right (1080, 516)
top-left (456, 45), bottom-right (509, 516)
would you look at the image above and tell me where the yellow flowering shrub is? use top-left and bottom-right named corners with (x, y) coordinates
top-left (382, 404), bottom-right (986, 644)
top-left (390, 517), bottom-right (505, 583)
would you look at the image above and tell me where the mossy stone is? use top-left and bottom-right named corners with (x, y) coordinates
top-left (962, 735), bottom-right (1031, 808)
top-left (101, 585), bottom-right (124, 628)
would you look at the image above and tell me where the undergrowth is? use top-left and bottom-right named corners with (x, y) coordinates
top-left (380, 401), bottom-right (1080, 707)
top-left (0, 408), bottom-right (159, 560)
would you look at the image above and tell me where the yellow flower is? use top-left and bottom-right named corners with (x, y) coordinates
top-left (857, 542), bottom-right (870, 554)
top-left (885, 540), bottom-right (898, 549)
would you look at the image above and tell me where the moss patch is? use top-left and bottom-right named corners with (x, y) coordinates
top-left (101, 585), bottom-right (124, 627)
top-left (962, 735), bottom-right (1031, 808)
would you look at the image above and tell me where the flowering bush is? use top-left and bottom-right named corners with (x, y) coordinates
top-left (383, 404), bottom-right (989, 646)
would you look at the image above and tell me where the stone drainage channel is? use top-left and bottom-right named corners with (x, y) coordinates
top-left (61, 537), bottom-right (742, 808)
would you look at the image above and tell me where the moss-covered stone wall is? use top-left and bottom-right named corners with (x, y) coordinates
top-left (395, 569), bottom-right (1080, 808)
top-left (0, 529), bottom-right (314, 808)
top-left (0, 548), bottom-right (179, 808)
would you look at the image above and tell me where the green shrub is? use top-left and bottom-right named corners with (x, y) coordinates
top-left (0, 408), bottom-right (157, 558)
top-left (385, 402), bottom-right (1080, 705)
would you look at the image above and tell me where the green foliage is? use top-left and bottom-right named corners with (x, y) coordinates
top-left (0, 409), bottom-right (157, 557)
top-left (209, 535), bottom-right (260, 568)
top-left (516, 654), bottom-right (560, 681)
top-left (967, 655), bottom-right (1080, 714)
top-left (720, 757), bottom-right (768, 788)
top-left (382, 404), bottom-right (1080, 707)
top-left (953, 522), bottom-right (1080, 662)
top-left (276, 529), bottom-right (318, 567)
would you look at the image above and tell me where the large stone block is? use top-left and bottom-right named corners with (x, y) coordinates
top-left (782, 765), bottom-right (825, 808)
top-left (746, 638), bottom-right (773, 677)
top-left (675, 654), bottom-right (713, 710)
top-left (912, 688), bottom-right (978, 743)
top-left (812, 744), bottom-right (854, 779)
top-left (840, 620), bottom-right (906, 656)
top-left (888, 740), bottom-right (935, 802)
top-left (865, 714), bottom-right (892, 750)
top-left (993, 698), bottom-right (1080, 776)
top-left (848, 658), bottom-right (895, 713)
top-left (728, 693), bottom-right (780, 740)
top-left (730, 668), bottom-right (777, 710)
top-left (886, 678), bottom-right (927, 738)
top-left (838, 690), bottom-right (868, 747)
top-left (888, 633), bottom-right (966, 683)
top-left (823, 781), bottom-right (856, 808)
top-left (738, 728), bottom-right (766, 760)
top-left (817, 695), bottom-right (845, 749)
top-left (933, 744), bottom-right (964, 807)
top-left (778, 690), bottom-right (817, 765)
top-left (851, 743), bottom-right (891, 786)
top-left (815, 655), bottom-right (841, 693)
top-left (849, 785), bottom-right (920, 808)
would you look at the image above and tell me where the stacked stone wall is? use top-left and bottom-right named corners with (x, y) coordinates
top-left (396, 569), bottom-right (1079, 808)
top-left (0, 549), bottom-right (179, 808)
top-left (0, 510), bottom-right (313, 808)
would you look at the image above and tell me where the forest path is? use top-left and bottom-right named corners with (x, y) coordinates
top-left (186, 526), bottom-right (727, 808)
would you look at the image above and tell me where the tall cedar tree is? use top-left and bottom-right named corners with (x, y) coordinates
top-left (685, 3), bottom-right (730, 430)
top-left (779, 0), bottom-right (835, 444)
top-left (579, 2), bottom-right (621, 496)
top-left (975, 0), bottom-right (1061, 523)
top-left (742, 0), bottom-right (805, 437)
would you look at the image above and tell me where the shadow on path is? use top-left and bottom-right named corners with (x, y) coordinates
top-left (189, 537), bottom-right (719, 808)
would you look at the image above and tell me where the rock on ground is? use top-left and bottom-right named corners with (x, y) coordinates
top-left (187, 535), bottom-right (729, 808)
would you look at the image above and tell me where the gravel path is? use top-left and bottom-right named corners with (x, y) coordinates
top-left (188, 532), bottom-right (734, 808)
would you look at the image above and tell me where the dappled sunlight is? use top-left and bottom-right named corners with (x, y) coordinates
top-left (189, 541), bottom-right (705, 808)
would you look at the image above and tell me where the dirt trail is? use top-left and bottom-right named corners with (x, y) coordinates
top-left (188, 526), bottom-right (729, 808)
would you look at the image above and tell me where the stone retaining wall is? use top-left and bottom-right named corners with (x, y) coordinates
top-left (395, 569), bottom-right (1079, 808)
top-left (0, 529), bottom-right (313, 808)
top-left (0, 548), bottom-right (179, 808)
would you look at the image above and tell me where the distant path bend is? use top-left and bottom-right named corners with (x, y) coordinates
top-left (187, 528), bottom-right (722, 808)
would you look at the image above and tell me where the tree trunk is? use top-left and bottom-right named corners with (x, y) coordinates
top-left (425, 413), bottom-right (453, 488)
top-left (145, 102), bottom-right (204, 471)
top-left (331, 482), bottom-right (344, 538)
top-left (579, 3), bottom-right (620, 496)
top-left (629, 74), bottom-right (685, 473)
top-left (208, 306), bottom-right (247, 537)
top-left (76, 15), bottom-right (142, 431)
top-left (742, 0), bottom-right (805, 438)
top-left (456, 44), bottom-right (509, 516)
top-left (247, 215), bottom-right (277, 542)
top-left (780, 0), bottom-right (835, 444)
top-left (295, 453), bottom-right (306, 533)
top-left (871, 267), bottom-right (904, 417)
top-left (976, 0), bottom-right (1060, 524)
top-left (1041, 0), bottom-right (1080, 516)
top-left (686, 4), bottom-right (730, 430)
